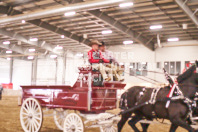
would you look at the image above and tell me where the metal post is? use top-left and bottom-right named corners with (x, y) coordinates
top-left (62, 51), bottom-right (67, 85)
top-left (9, 59), bottom-right (13, 83)
top-left (55, 58), bottom-right (58, 84)
top-left (31, 56), bottom-right (38, 85)
top-left (88, 72), bottom-right (92, 111)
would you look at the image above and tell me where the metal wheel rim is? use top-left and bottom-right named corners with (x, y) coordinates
top-left (20, 98), bottom-right (43, 132)
top-left (54, 109), bottom-right (68, 130)
top-left (64, 113), bottom-right (84, 132)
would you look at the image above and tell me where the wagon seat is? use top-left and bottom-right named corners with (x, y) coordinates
top-left (74, 65), bottom-right (104, 87)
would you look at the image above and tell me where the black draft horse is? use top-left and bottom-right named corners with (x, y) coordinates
top-left (118, 62), bottom-right (198, 132)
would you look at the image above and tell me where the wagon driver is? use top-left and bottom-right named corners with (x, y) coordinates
top-left (99, 41), bottom-right (124, 81)
top-left (88, 40), bottom-right (113, 81)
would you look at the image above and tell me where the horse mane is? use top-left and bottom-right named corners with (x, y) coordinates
top-left (177, 65), bottom-right (196, 83)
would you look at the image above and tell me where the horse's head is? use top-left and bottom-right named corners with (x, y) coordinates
top-left (177, 61), bottom-right (198, 98)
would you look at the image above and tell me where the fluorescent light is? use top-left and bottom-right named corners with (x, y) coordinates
top-left (55, 45), bottom-right (63, 50)
top-left (29, 49), bottom-right (35, 52)
top-left (27, 56), bottom-right (34, 60)
top-left (29, 38), bottom-right (38, 41)
top-left (167, 38), bottom-right (179, 42)
top-left (7, 58), bottom-right (11, 60)
top-left (64, 11), bottom-right (76, 16)
top-left (119, 2), bottom-right (133, 7)
top-left (21, 20), bottom-right (26, 23)
top-left (61, 35), bottom-right (65, 38)
top-left (6, 50), bottom-right (12, 54)
top-left (102, 30), bottom-right (112, 34)
top-left (3, 41), bottom-right (10, 45)
top-left (123, 40), bottom-right (133, 45)
top-left (50, 55), bottom-right (57, 59)
top-left (76, 53), bottom-right (83, 57)
top-left (150, 25), bottom-right (163, 30)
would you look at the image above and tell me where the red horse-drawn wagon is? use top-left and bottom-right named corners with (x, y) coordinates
top-left (19, 66), bottom-right (125, 132)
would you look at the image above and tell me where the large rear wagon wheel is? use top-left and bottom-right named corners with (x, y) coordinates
top-left (63, 113), bottom-right (84, 132)
top-left (53, 109), bottom-right (68, 130)
top-left (20, 98), bottom-right (43, 132)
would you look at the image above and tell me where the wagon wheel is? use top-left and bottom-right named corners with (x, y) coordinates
top-left (63, 113), bottom-right (84, 132)
top-left (20, 98), bottom-right (43, 132)
top-left (53, 109), bottom-right (68, 130)
top-left (99, 113), bottom-right (118, 132)
top-left (100, 124), bottom-right (117, 132)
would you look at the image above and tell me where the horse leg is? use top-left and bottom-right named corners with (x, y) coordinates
top-left (141, 123), bottom-right (150, 132)
top-left (118, 112), bottom-right (132, 132)
top-left (169, 124), bottom-right (178, 132)
top-left (170, 118), bottom-right (194, 132)
top-left (128, 115), bottom-right (142, 132)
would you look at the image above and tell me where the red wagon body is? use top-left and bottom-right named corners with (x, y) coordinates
top-left (20, 66), bottom-right (126, 113)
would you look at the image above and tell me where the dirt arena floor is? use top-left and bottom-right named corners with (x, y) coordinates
top-left (0, 96), bottom-right (187, 132)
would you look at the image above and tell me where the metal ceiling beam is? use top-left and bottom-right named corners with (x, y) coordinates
top-left (0, 0), bottom-right (131, 24)
top-left (88, 10), bottom-right (154, 51)
top-left (28, 19), bottom-right (91, 49)
top-left (0, 43), bottom-right (25, 54)
top-left (0, 28), bottom-right (60, 54)
top-left (175, 0), bottom-right (198, 27)
top-left (0, 6), bottom-right (10, 14)
top-left (188, 0), bottom-right (198, 4)
top-left (0, 5), bottom-right (91, 49)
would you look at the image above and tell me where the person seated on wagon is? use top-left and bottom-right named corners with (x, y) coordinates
top-left (88, 40), bottom-right (112, 81)
top-left (99, 41), bottom-right (124, 81)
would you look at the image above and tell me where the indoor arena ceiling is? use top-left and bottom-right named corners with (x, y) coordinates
top-left (0, 0), bottom-right (198, 59)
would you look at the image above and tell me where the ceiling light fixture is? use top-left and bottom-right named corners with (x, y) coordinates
top-left (29, 49), bottom-right (35, 52)
top-left (21, 20), bottom-right (26, 23)
top-left (102, 30), bottom-right (112, 34)
top-left (28, 56), bottom-right (34, 60)
top-left (50, 55), bottom-right (57, 59)
top-left (167, 38), bottom-right (179, 42)
top-left (150, 25), bottom-right (163, 30)
top-left (123, 40), bottom-right (133, 45)
top-left (64, 11), bottom-right (76, 16)
top-left (55, 45), bottom-right (63, 50)
top-left (61, 35), bottom-right (65, 38)
top-left (6, 50), bottom-right (12, 54)
top-left (29, 38), bottom-right (38, 41)
top-left (3, 41), bottom-right (10, 45)
top-left (119, 2), bottom-right (133, 7)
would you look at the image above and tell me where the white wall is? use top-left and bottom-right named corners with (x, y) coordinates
top-left (108, 44), bottom-right (198, 86)
top-left (37, 59), bottom-right (56, 85)
top-left (0, 58), bottom-right (10, 83)
top-left (108, 44), bottom-right (156, 86)
top-left (65, 51), bottom-right (85, 86)
top-left (12, 60), bottom-right (32, 90)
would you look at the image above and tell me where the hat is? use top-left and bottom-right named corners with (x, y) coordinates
top-left (90, 40), bottom-right (102, 46)
top-left (99, 41), bottom-right (105, 47)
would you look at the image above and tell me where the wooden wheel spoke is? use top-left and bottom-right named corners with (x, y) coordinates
top-left (34, 116), bottom-right (41, 121)
top-left (64, 113), bottom-right (84, 132)
top-left (20, 98), bottom-right (42, 132)
top-left (54, 110), bottom-right (68, 130)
